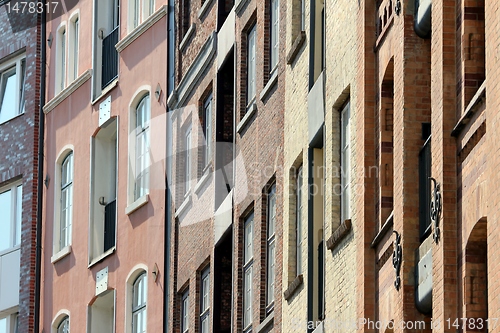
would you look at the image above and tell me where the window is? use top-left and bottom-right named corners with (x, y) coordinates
top-left (246, 25), bottom-right (256, 106)
top-left (270, 0), bottom-right (279, 72)
top-left (132, 273), bottom-right (147, 333)
top-left (202, 94), bottom-right (212, 167)
top-left (300, 0), bottom-right (305, 31)
top-left (90, 119), bottom-right (117, 262)
top-left (266, 185), bottom-right (276, 310)
top-left (129, 0), bottom-right (155, 30)
top-left (340, 101), bottom-right (351, 222)
top-left (296, 166), bottom-right (303, 276)
top-left (0, 313), bottom-right (19, 333)
top-left (89, 290), bottom-right (115, 332)
top-left (181, 0), bottom-right (190, 37)
top-left (0, 182), bottom-right (22, 253)
top-left (200, 268), bottom-right (210, 333)
top-left (133, 94), bottom-right (151, 201)
top-left (59, 153), bottom-right (73, 250)
top-left (419, 130), bottom-right (431, 240)
top-left (69, 16), bottom-right (79, 82)
top-left (181, 290), bottom-right (189, 333)
top-left (57, 316), bottom-right (69, 333)
top-left (243, 212), bottom-right (253, 330)
top-left (0, 54), bottom-right (25, 124)
top-left (56, 26), bottom-right (67, 93)
top-left (184, 126), bottom-right (192, 195)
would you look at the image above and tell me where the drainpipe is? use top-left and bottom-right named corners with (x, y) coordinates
top-left (164, 0), bottom-right (175, 330)
top-left (34, 1), bottom-right (47, 332)
top-left (414, 0), bottom-right (432, 38)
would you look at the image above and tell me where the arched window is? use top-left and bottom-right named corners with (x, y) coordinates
top-left (133, 94), bottom-right (150, 201)
top-left (132, 273), bottom-right (147, 333)
top-left (60, 152), bottom-right (73, 250)
top-left (57, 316), bottom-right (69, 333)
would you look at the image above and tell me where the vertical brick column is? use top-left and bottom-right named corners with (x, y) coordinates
top-left (431, 0), bottom-right (459, 331)
top-left (485, 0), bottom-right (500, 330)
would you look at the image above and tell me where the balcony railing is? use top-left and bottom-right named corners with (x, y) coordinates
top-left (104, 199), bottom-right (116, 252)
top-left (102, 27), bottom-right (119, 89)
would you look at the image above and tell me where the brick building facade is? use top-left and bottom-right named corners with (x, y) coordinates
top-left (0, 5), bottom-right (41, 332)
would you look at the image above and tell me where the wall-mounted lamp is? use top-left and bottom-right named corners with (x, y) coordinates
top-left (47, 32), bottom-right (53, 48)
top-left (44, 174), bottom-right (50, 188)
top-left (99, 196), bottom-right (107, 206)
top-left (152, 263), bottom-right (160, 283)
top-left (155, 83), bottom-right (162, 101)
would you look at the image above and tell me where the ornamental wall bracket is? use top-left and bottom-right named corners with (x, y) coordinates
top-left (392, 230), bottom-right (402, 290)
top-left (395, 0), bottom-right (402, 15)
top-left (430, 177), bottom-right (442, 243)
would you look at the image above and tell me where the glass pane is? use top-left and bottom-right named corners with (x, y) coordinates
top-left (0, 189), bottom-right (12, 251)
top-left (267, 241), bottom-right (275, 304)
top-left (0, 67), bottom-right (17, 123)
top-left (0, 317), bottom-right (6, 333)
top-left (244, 214), bottom-right (253, 263)
top-left (15, 185), bottom-right (22, 246)
top-left (243, 266), bottom-right (252, 327)
top-left (73, 19), bottom-right (79, 79)
top-left (268, 187), bottom-right (276, 236)
top-left (202, 273), bottom-right (209, 311)
top-left (20, 60), bottom-right (26, 115)
top-left (201, 316), bottom-right (209, 333)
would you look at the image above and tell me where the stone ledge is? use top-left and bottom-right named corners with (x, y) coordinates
top-left (326, 219), bottom-right (352, 250)
top-left (286, 31), bottom-right (306, 65)
top-left (44, 69), bottom-right (92, 113)
top-left (283, 274), bottom-right (303, 300)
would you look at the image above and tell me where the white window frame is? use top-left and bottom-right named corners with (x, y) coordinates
top-left (56, 24), bottom-right (67, 94)
top-left (59, 152), bottom-right (74, 250)
top-left (181, 290), bottom-right (189, 333)
top-left (296, 166), bottom-right (303, 276)
top-left (246, 25), bottom-right (256, 106)
top-left (203, 94), bottom-right (212, 167)
top-left (68, 12), bottom-right (80, 82)
top-left (128, 89), bottom-right (151, 208)
top-left (200, 267), bottom-right (210, 333)
top-left (128, 0), bottom-right (155, 31)
top-left (0, 181), bottom-right (22, 254)
top-left (184, 126), bottom-right (192, 195)
top-left (270, 0), bottom-right (279, 73)
top-left (341, 101), bottom-right (351, 222)
top-left (243, 212), bottom-right (253, 330)
top-left (134, 95), bottom-right (151, 201)
top-left (266, 185), bottom-right (276, 311)
top-left (132, 273), bottom-right (147, 333)
top-left (57, 316), bottom-right (69, 333)
top-left (0, 313), bottom-right (18, 333)
top-left (0, 53), bottom-right (26, 124)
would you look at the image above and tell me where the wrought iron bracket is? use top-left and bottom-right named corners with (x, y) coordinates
top-left (430, 177), bottom-right (442, 243)
top-left (395, 0), bottom-right (402, 15)
top-left (392, 230), bottom-right (402, 290)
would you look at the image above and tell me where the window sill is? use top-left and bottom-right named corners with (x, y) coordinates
top-left (286, 31), bottom-right (306, 65)
top-left (179, 23), bottom-right (196, 52)
top-left (370, 211), bottom-right (393, 248)
top-left (91, 78), bottom-right (118, 105)
top-left (236, 102), bottom-right (257, 134)
top-left (451, 81), bottom-right (486, 137)
top-left (235, 0), bottom-right (251, 15)
top-left (198, 0), bottom-right (215, 20)
top-left (51, 246), bottom-right (72, 264)
top-left (326, 219), bottom-right (352, 251)
top-left (175, 193), bottom-right (192, 218)
top-left (116, 5), bottom-right (168, 53)
top-left (44, 69), bottom-right (92, 114)
top-left (88, 247), bottom-right (116, 268)
top-left (260, 69), bottom-right (278, 101)
top-left (283, 274), bottom-right (303, 300)
top-left (125, 194), bottom-right (149, 215)
top-left (256, 312), bottom-right (274, 333)
top-left (194, 164), bottom-right (212, 195)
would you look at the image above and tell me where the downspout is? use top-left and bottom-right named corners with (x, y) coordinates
top-left (34, 1), bottom-right (46, 332)
top-left (414, 0), bottom-right (432, 38)
top-left (164, 0), bottom-right (175, 330)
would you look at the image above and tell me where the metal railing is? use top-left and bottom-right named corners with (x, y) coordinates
top-left (102, 27), bottom-right (119, 89)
